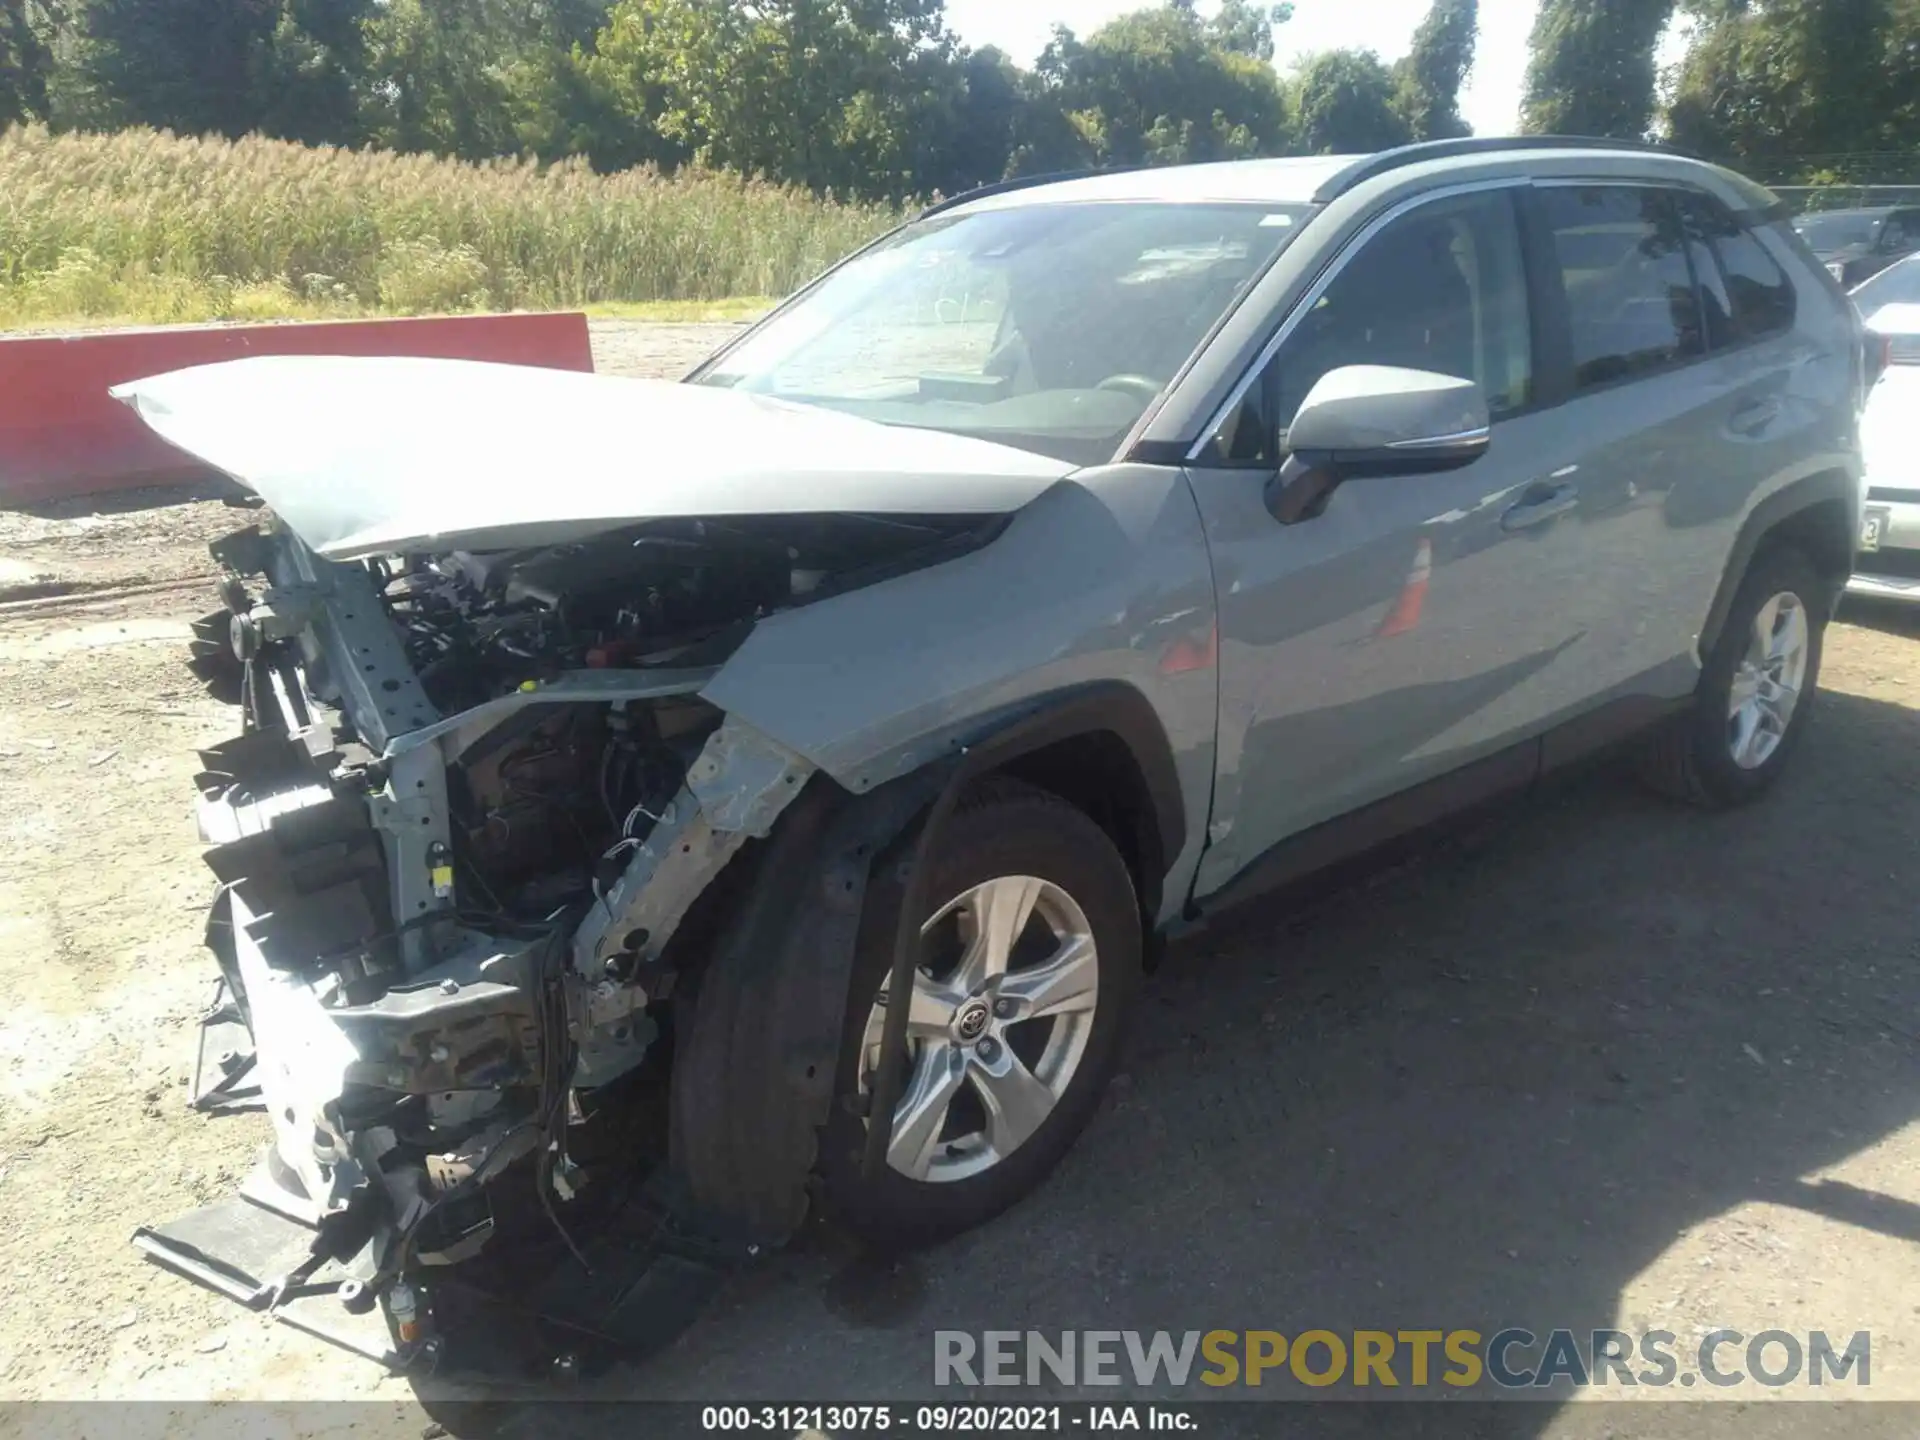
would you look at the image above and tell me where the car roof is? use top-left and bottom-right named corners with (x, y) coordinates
top-left (937, 139), bottom-right (1777, 220)
top-left (943, 156), bottom-right (1359, 214)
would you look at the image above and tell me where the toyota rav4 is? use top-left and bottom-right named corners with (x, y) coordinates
top-left (117, 137), bottom-right (1868, 1377)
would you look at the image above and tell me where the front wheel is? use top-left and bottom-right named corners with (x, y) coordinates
top-left (818, 780), bottom-right (1141, 1248)
top-left (1639, 544), bottom-right (1827, 806)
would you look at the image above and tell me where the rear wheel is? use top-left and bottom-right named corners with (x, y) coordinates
top-left (1639, 544), bottom-right (1827, 806)
top-left (818, 781), bottom-right (1141, 1248)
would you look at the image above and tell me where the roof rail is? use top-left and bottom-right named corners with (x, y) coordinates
top-left (1310, 135), bottom-right (1687, 204)
top-left (919, 165), bottom-right (1150, 219)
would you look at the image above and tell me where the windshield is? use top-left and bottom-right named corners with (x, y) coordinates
top-left (695, 201), bottom-right (1313, 465)
top-left (1853, 255), bottom-right (1920, 317)
top-left (1795, 212), bottom-right (1881, 251)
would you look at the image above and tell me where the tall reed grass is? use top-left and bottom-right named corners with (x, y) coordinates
top-left (0, 124), bottom-right (901, 325)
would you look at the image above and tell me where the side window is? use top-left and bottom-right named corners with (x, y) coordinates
top-left (1682, 193), bottom-right (1796, 347)
top-left (1539, 186), bottom-right (1704, 390)
top-left (1884, 214), bottom-right (1916, 253)
top-left (1203, 189), bottom-right (1532, 464)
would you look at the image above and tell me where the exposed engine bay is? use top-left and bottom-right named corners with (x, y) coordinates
top-left (135, 508), bottom-right (995, 1377)
top-left (384, 515), bottom-right (969, 911)
top-left (392, 515), bottom-right (919, 711)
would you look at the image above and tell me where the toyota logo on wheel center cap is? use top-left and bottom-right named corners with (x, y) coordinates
top-left (955, 1002), bottom-right (991, 1042)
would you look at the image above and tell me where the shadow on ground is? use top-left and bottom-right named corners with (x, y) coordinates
top-left (417, 685), bottom-right (1920, 1437)
top-left (0, 476), bottom-right (237, 520)
top-left (1840, 593), bottom-right (1920, 641)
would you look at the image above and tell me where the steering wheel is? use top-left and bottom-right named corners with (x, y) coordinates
top-left (1095, 373), bottom-right (1163, 402)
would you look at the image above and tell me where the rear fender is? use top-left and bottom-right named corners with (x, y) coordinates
top-left (1699, 467), bottom-right (1859, 659)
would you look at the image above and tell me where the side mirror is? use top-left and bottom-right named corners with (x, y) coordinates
top-left (1268, 365), bottom-right (1491, 525)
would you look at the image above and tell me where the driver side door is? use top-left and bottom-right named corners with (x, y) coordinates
top-left (1184, 183), bottom-right (1594, 902)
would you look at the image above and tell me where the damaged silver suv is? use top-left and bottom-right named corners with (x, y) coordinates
top-left (117, 138), bottom-right (1866, 1377)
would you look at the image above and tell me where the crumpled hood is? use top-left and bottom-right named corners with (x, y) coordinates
top-left (112, 355), bottom-right (1076, 560)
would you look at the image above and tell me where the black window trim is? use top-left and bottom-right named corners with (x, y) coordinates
top-left (1514, 185), bottom-right (1574, 412)
top-left (1679, 192), bottom-right (1739, 350)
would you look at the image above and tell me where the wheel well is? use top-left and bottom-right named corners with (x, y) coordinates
top-left (1703, 477), bottom-right (1856, 659)
top-left (1762, 493), bottom-right (1853, 600)
top-left (992, 731), bottom-right (1165, 926)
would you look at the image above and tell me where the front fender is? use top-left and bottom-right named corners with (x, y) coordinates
top-left (697, 464), bottom-right (1218, 926)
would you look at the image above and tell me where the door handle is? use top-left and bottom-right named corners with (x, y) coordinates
top-left (1500, 481), bottom-right (1579, 532)
top-left (1730, 397), bottom-right (1781, 436)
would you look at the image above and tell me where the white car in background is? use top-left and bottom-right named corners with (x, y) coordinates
top-left (1852, 256), bottom-right (1920, 599)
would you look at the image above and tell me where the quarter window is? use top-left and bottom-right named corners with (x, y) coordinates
top-left (1540, 186), bottom-right (1704, 390)
top-left (1682, 193), bottom-right (1796, 346)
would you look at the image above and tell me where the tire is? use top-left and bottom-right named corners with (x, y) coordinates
top-left (1639, 543), bottom-right (1827, 807)
top-left (817, 779), bottom-right (1142, 1249)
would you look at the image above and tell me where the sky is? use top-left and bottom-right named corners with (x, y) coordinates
top-left (942, 0), bottom-right (1688, 138)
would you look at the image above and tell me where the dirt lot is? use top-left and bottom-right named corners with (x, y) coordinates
top-left (1, 320), bottom-right (1917, 1432)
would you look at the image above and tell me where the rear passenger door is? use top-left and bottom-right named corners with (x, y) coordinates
top-left (1513, 182), bottom-right (1800, 713)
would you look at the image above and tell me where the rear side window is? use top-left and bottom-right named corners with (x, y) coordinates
top-left (1539, 186), bottom-right (1704, 390)
top-left (1682, 194), bottom-right (1796, 346)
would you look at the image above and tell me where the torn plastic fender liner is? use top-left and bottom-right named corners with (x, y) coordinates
top-left (663, 760), bottom-right (952, 1248)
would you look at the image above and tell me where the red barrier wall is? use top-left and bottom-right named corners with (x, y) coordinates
top-left (0, 312), bottom-right (594, 504)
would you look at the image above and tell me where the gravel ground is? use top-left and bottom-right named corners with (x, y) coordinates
top-left (587, 319), bottom-right (747, 381)
top-left (1, 321), bottom-right (1916, 1437)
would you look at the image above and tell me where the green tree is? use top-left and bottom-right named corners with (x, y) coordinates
top-left (1002, 49), bottom-right (1090, 175)
top-left (1889, 0), bottom-right (1920, 157)
top-left (1206, 0), bottom-right (1293, 62)
top-left (362, 0), bottom-right (621, 161)
top-left (504, 39), bottom-right (648, 168)
top-left (1665, 0), bottom-right (1920, 177)
top-left (1034, 3), bottom-right (1291, 168)
top-left (0, 0), bottom-right (51, 124)
top-left (589, 0), bottom-right (959, 198)
top-left (1393, 0), bottom-right (1476, 140)
top-left (1521, 0), bottom-right (1675, 139)
top-left (367, 0), bottom-right (515, 158)
top-left (1292, 48), bottom-right (1413, 153)
top-left (921, 44), bottom-right (1023, 192)
top-left (71, 0), bottom-right (371, 142)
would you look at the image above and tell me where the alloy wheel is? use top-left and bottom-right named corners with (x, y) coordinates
top-left (858, 874), bottom-right (1099, 1183)
top-left (1726, 589), bottom-right (1809, 771)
